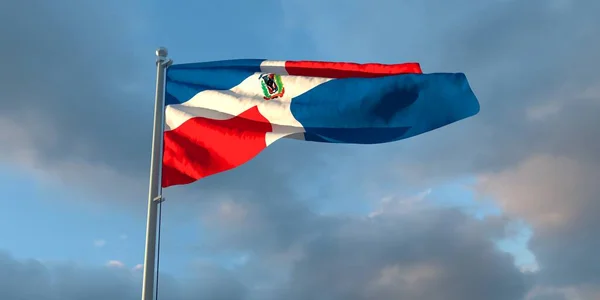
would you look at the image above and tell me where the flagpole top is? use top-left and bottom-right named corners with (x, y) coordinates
top-left (156, 47), bottom-right (172, 67)
top-left (156, 47), bottom-right (168, 60)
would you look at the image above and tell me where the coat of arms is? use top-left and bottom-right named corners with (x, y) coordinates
top-left (259, 73), bottom-right (285, 100)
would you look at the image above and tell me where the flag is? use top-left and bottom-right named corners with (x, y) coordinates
top-left (162, 59), bottom-right (479, 187)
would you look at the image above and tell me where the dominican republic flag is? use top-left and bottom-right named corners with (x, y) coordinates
top-left (162, 59), bottom-right (479, 187)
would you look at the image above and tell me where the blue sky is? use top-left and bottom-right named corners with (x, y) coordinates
top-left (1, 1), bottom-right (599, 300)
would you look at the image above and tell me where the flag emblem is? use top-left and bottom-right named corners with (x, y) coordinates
top-left (259, 73), bottom-right (285, 100)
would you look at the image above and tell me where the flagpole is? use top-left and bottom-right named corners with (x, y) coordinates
top-left (141, 47), bottom-right (172, 300)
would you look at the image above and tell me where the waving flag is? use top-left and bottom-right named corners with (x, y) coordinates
top-left (162, 59), bottom-right (479, 187)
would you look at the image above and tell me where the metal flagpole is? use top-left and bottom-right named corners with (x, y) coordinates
top-left (141, 47), bottom-right (172, 300)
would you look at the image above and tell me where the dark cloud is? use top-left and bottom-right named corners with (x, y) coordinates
top-left (182, 183), bottom-right (531, 300)
top-left (3, 0), bottom-right (600, 300)
top-left (430, 0), bottom-right (600, 297)
top-left (0, 199), bottom-right (531, 300)
top-left (3, 0), bottom-right (597, 194)
top-left (0, 251), bottom-right (138, 300)
top-left (281, 209), bottom-right (530, 300)
top-left (278, 0), bottom-right (600, 181)
top-left (440, 1), bottom-right (600, 298)
top-left (0, 0), bottom-right (151, 163)
top-left (0, 0), bottom-right (337, 204)
top-left (400, 0), bottom-right (600, 177)
top-left (0, 0), bottom-right (157, 202)
top-left (200, 0), bottom-right (600, 298)
top-left (0, 251), bottom-right (245, 300)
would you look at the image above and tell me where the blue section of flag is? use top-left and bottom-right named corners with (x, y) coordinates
top-left (290, 73), bottom-right (479, 144)
top-left (166, 59), bottom-right (266, 105)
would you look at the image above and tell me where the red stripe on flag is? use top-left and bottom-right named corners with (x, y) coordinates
top-left (162, 107), bottom-right (272, 188)
top-left (284, 61), bottom-right (422, 78)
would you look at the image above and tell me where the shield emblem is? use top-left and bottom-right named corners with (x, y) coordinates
top-left (259, 73), bottom-right (285, 100)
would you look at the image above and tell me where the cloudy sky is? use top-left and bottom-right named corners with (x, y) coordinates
top-left (1, 0), bottom-right (599, 299)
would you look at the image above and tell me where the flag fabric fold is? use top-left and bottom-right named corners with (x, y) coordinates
top-left (162, 59), bottom-right (479, 188)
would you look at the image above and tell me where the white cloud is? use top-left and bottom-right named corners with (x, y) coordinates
top-left (477, 153), bottom-right (600, 296)
top-left (93, 239), bottom-right (106, 247)
top-left (526, 101), bottom-right (562, 121)
top-left (368, 189), bottom-right (432, 218)
top-left (371, 263), bottom-right (441, 287)
top-left (476, 155), bottom-right (593, 230)
top-left (106, 260), bottom-right (125, 268)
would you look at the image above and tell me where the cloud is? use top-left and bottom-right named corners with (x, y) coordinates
top-left (280, 209), bottom-right (529, 300)
top-left (2, 0), bottom-right (600, 300)
top-left (107, 260), bottom-right (125, 268)
top-left (275, 0), bottom-right (600, 182)
top-left (408, 1), bottom-right (600, 297)
top-left (477, 155), bottom-right (600, 296)
top-left (268, 0), bottom-right (600, 298)
top-left (368, 188), bottom-right (432, 218)
top-left (0, 0), bottom-right (340, 215)
top-left (183, 190), bottom-right (531, 300)
top-left (0, 251), bottom-right (245, 300)
top-left (0, 194), bottom-right (530, 300)
top-left (0, 251), bottom-right (139, 300)
top-left (0, 0), bottom-right (155, 198)
top-left (93, 239), bottom-right (106, 248)
top-left (424, 1), bottom-right (600, 297)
